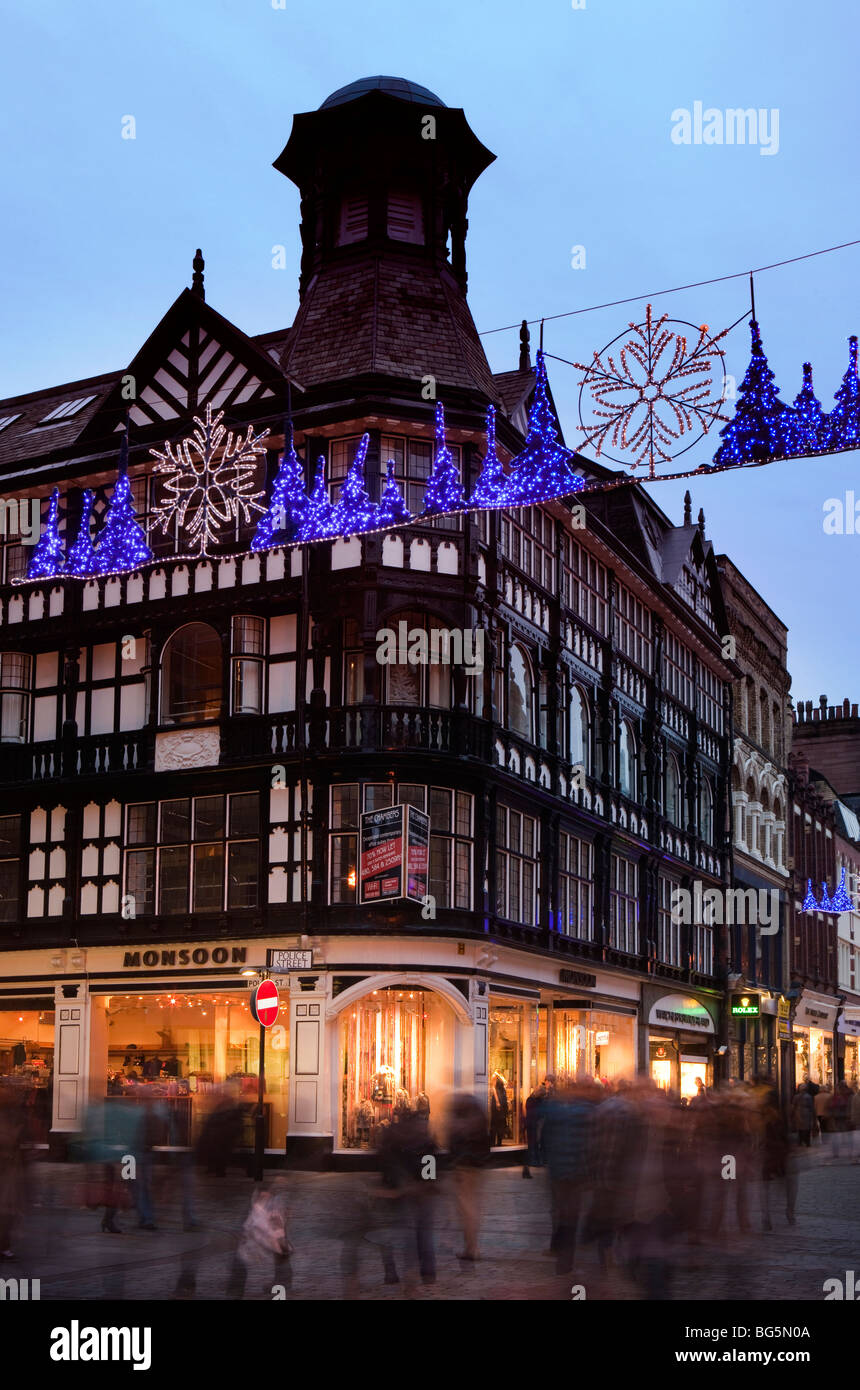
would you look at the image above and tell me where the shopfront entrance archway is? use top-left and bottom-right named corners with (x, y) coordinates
top-left (330, 974), bottom-right (470, 1150)
top-left (327, 972), bottom-right (473, 1025)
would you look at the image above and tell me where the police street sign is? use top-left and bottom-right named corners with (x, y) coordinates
top-left (267, 948), bottom-right (313, 971)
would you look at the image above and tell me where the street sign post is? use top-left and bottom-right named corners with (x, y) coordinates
top-left (249, 978), bottom-right (280, 1182)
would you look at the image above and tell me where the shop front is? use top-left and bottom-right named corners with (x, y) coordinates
top-left (792, 990), bottom-right (839, 1089)
top-left (645, 991), bottom-right (717, 1099)
top-left (837, 1008), bottom-right (860, 1086)
top-left (1, 938), bottom-right (298, 1154)
top-left (552, 1003), bottom-right (637, 1086)
top-left (330, 973), bottom-right (474, 1152)
top-left (0, 999), bottom-right (54, 1142)
top-left (96, 987), bottom-right (290, 1149)
top-left (728, 989), bottom-right (779, 1084)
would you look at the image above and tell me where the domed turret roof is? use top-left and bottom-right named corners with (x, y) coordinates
top-left (320, 76), bottom-right (446, 110)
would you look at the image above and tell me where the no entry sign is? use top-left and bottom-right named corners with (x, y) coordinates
top-left (250, 979), bottom-right (280, 1028)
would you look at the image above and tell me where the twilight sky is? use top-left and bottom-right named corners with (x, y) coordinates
top-left (2, 0), bottom-right (858, 705)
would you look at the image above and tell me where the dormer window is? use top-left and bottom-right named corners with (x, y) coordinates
top-left (337, 194), bottom-right (369, 245)
top-left (387, 191), bottom-right (424, 244)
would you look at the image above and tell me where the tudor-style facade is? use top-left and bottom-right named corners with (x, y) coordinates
top-left (0, 77), bottom-right (736, 1161)
top-left (715, 554), bottom-right (791, 1094)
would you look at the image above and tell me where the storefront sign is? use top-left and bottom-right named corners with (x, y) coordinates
top-left (794, 992), bottom-right (839, 1031)
top-left (267, 949), bottom-right (313, 971)
top-left (559, 969), bottom-right (597, 989)
top-left (122, 946), bottom-right (247, 969)
top-left (359, 804), bottom-right (429, 905)
top-left (730, 993), bottom-right (760, 1017)
top-left (594, 1031), bottom-right (610, 1046)
top-left (777, 997), bottom-right (793, 1039)
top-left (648, 994), bottom-right (715, 1033)
top-left (838, 1013), bottom-right (860, 1037)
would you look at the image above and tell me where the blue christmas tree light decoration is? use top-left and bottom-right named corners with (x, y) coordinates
top-left (374, 460), bottom-right (411, 530)
top-left (27, 489), bottom-right (64, 579)
top-left (331, 433), bottom-right (375, 537)
top-left (422, 403), bottom-right (466, 515)
top-left (64, 490), bottom-right (99, 577)
top-left (801, 879), bottom-right (818, 913)
top-left (94, 434), bottom-right (153, 574)
top-left (504, 351), bottom-right (584, 506)
top-left (297, 457), bottom-right (337, 542)
top-left (830, 867), bottom-right (854, 914)
top-left (469, 405), bottom-right (509, 508)
top-left (819, 881), bottom-right (835, 912)
top-left (792, 362), bottom-right (826, 457)
top-left (713, 320), bottom-right (797, 466)
top-left (252, 425), bottom-right (309, 550)
top-left (823, 335), bottom-right (860, 452)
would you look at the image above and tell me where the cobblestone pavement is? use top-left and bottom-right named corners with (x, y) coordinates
top-left (6, 1144), bottom-right (859, 1302)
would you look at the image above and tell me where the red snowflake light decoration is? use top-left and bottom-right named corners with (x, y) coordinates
top-left (574, 304), bottom-right (730, 478)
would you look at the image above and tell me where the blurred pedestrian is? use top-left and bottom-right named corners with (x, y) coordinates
top-left (377, 1109), bottom-right (438, 1284)
top-left (759, 1086), bottom-right (796, 1229)
top-left (828, 1081), bottom-right (850, 1159)
top-left (814, 1085), bottom-right (832, 1147)
top-left (541, 1079), bottom-right (594, 1274)
top-left (227, 1186), bottom-right (292, 1299)
top-left (791, 1082), bottom-right (815, 1147)
top-left (447, 1093), bottom-right (490, 1261)
top-left (0, 1086), bottom-right (25, 1258)
top-left (586, 1079), bottom-right (641, 1269)
top-left (522, 1082), bottom-right (546, 1179)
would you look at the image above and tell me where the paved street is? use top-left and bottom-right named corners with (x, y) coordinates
top-left (6, 1144), bottom-right (860, 1302)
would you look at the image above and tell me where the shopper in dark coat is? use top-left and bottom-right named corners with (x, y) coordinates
top-left (447, 1093), bottom-right (491, 1260)
top-left (522, 1083), bottom-right (547, 1178)
top-left (760, 1086), bottom-right (796, 1229)
top-left (541, 1080), bottom-right (595, 1274)
top-left (790, 1083), bottom-right (815, 1147)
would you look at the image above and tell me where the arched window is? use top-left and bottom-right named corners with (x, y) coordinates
top-left (665, 754), bottom-right (682, 826)
top-left (699, 777), bottom-right (714, 844)
top-left (507, 643), bottom-right (534, 739)
top-left (618, 720), bottom-right (637, 798)
top-left (382, 610), bottom-right (452, 710)
top-left (569, 685), bottom-right (590, 773)
top-left (161, 623), bottom-right (222, 725)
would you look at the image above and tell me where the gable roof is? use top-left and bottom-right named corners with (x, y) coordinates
top-left (75, 289), bottom-right (284, 445)
top-left (0, 293), bottom-right (289, 477)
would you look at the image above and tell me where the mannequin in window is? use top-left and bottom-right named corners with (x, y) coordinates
top-left (489, 1071), bottom-right (509, 1146)
top-left (371, 1065), bottom-right (395, 1104)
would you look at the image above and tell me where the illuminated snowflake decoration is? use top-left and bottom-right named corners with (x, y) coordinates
top-left (150, 402), bottom-right (269, 557)
top-left (574, 305), bottom-right (730, 478)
